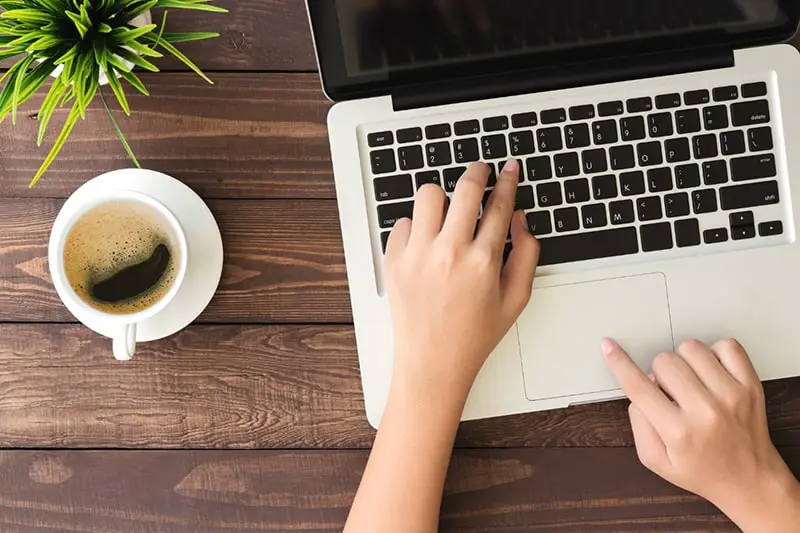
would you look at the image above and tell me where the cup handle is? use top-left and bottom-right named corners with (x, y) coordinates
top-left (112, 324), bottom-right (137, 361)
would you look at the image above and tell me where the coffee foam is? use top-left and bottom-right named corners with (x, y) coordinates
top-left (63, 201), bottom-right (179, 315)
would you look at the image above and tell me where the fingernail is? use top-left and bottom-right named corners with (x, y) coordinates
top-left (502, 159), bottom-right (518, 174)
top-left (600, 338), bottom-right (618, 357)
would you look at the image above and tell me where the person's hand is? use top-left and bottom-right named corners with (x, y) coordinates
top-left (384, 160), bottom-right (539, 402)
top-left (603, 338), bottom-right (800, 532)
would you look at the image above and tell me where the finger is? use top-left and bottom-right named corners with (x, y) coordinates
top-left (601, 338), bottom-right (680, 431)
top-left (675, 339), bottom-right (739, 398)
top-left (501, 211), bottom-right (539, 316)
top-left (385, 217), bottom-right (411, 262)
top-left (410, 183), bottom-right (447, 242)
top-left (441, 163), bottom-right (490, 242)
top-left (651, 350), bottom-right (713, 410)
top-left (711, 338), bottom-right (761, 388)
top-left (477, 159), bottom-right (520, 251)
top-left (629, 403), bottom-right (670, 474)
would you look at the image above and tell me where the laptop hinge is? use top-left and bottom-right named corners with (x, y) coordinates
top-left (391, 46), bottom-right (734, 112)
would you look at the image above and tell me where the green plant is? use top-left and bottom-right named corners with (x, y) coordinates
top-left (0, 0), bottom-right (228, 186)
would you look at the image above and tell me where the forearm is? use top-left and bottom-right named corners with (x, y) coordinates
top-left (722, 463), bottom-right (800, 533)
top-left (344, 361), bottom-right (467, 533)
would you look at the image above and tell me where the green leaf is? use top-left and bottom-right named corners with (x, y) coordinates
top-left (97, 22), bottom-right (112, 33)
top-left (36, 75), bottom-right (69, 146)
top-left (154, 0), bottom-right (227, 13)
top-left (30, 101), bottom-right (81, 188)
top-left (104, 62), bottom-right (130, 115)
top-left (161, 31), bottom-right (218, 43)
top-left (142, 33), bottom-right (212, 84)
top-left (11, 53), bottom-right (36, 124)
top-left (65, 10), bottom-right (88, 38)
top-left (118, 68), bottom-right (149, 96)
top-left (1, 9), bottom-right (54, 23)
top-left (99, 86), bottom-right (141, 169)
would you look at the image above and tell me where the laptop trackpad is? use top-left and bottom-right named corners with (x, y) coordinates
top-left (518, 273), bottom-right (674, 401)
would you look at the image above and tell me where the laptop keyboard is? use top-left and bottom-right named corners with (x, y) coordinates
top-left (366, 81), bottom-right (785, 267)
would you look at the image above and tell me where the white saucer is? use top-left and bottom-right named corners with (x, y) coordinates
top-left (49, 169), bottom-right (223, 342)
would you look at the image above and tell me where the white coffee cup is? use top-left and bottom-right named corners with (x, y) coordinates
top-left (49, 189), bottom-right (189, 361)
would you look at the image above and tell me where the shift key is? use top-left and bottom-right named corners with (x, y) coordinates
top-left (720, 180), bottom-right (779, 210)
top-left (731, 154), bottom-right (776, 181)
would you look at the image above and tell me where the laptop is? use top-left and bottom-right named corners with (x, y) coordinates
top-left (306, 0), bottom-right (800, 427)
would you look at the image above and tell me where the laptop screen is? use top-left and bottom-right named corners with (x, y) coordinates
top-left (307, 0), bottom-right (800, 100)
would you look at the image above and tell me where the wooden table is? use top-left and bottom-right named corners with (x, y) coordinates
top-left (1, 3), bottom-right (800, 531)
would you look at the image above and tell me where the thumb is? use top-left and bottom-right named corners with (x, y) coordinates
top-left (501, 211), bottom-right (540, 316)
top-left (629, 403), bottom-right (670, 475)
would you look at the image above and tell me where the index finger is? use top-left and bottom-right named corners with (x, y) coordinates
top-left (601, 338), bottom-right (680, 432)
top-left (477, 159), bottom-right (519, 251)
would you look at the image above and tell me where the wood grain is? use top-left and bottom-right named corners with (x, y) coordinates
top-left (1, 446), bottom-right (781, 532)
top-left (0, 198), bottom-right (350, 324)
top-left (0, 74), bottom-right (334, 200)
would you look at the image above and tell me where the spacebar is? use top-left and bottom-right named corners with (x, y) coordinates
top-left (538, 227), bottom-right (640, 266)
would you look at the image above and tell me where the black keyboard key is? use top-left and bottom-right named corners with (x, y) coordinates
top-left (731, 100), bottom-right (770, 127)
top-left (511, 112), bottom-right (538, 128)
top-left (759, 221), bottom-right (783, 236)
top-left (610, 145), bottom-right (635, 170)
top-left (621, 116), bottom-right (646, 141)
top-left (713, 85), bottom-right (738, 102)
top-left (397, 127), bottom-right (423, 144)
top-left (730, 154), bottom-right (776, 182)
top-left (693, 189), bottom-right (718, 214)
top-left (581, 203), bottom-right (607, 229)
top-left (675, 109), bottom-right (702, 134)
top-left (720, 130), bottom-right (746, 155)
top-left (537, 127), bottom-right (563, 152)
top-left (665, 137), bottom-right (691, 163)
top-left (415, 170), bottom-right (441, 189)
top-left (374, 174), bottom-right (413, 202)
top-left (748, 127), bottom-right (773, 152)
top-left (729, 211), bottom-right (754, 227)
top-left (592, 174), bottom-right (617, 200)
top-left (684, 89), bottom-right (710, 106)
top-left (620, 171), bottom-right (646, 196)
top-left (370, 149), bottom-right (397, 174)
top-left (398, 145), bottom-right (424, 170)
top-left (675, 218), bottom-right (701, 248)
top-left (703, 160), bottom-right (728, 185)
top-left (637, 196), bottom-right (663, 221)
top-left (704, 228), bottom-right (728, 244)
top-left (483, 116), bottom-right (509, 132)
top-left (693, 134), bottom-right (718, 159)
top-left (368, 131), bottom-right (393, 147)
top-left (426, 123), bottom-right (452, 139)
top-left (627, 97), bottom-right (653, 113)
top-left (703, 105), bottom-right (729, 130)
top-left (598, 101), bottom-right (624, 116)
top-left (565, 178), bottom-right (590, 204)
top-left (453, 138), bottom-right (480, 164)
top-left (481, 135), bottom-right (507, 159)
top-left (443, 167), bottom-right (467, 192)
top-left (537, 227), bottom-right (639, 266)
top-left (527, 156), bottom-right (552, 181)
top-left (565, 123), bottom-right (591, 149)
top-left (554, 207), bottom-right (580, 232)
top-left (732, 225), bottom-right (756, 240)
top-left (609, 200), bottom-right (635, 225)
top-left (516, 185), bottom-right (535, 210)
top-left (637, 141), bottom-right (663, 166)
top-left (554, 152), bottom-right (580, 178)
top-left (541, 108), bottom-right (567, 124)
top-left (720, 180), bottom-right (779, 210)
top-left (454, 120), bottom-right (480, 136)
top-left (486, 163), bottom-right (498, 187)
top-left (676, 164), bottom-right (701, 189)
top-left (537, 182), bottom-right (563, 207)
top-left (582, 149), bottom-right (608, 174)
top-left (742, 82), bottom-right (767, 98)
top-left (381, 231), bottom-right (391, 253)
top-left (648, 113), bottom-right (673, 138)
top-left (641, 222), bottom-right (674, 252)
top-left (665, 192), bottom-right (690, 218)
top-left (426, 142), bottom-right (452, 167)
top-left (569, 105), bottom-right (595, 121)
top-left (499, 160), bottom-right (524, 183)
top-left (377, 200), bottom-right (414, 228)
top-left (648, 167), bottom-right (672, 192)
top-left (527, 211), bottom-right (552, 236)
top-left (509, 131), bottom-right (535, 156)
top-left (656, 93), bottom-right (681, 109)
top-left (593, 120), bottom-right (618, 145)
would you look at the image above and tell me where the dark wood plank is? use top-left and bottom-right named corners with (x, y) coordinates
top-left (0, 198), bottom-right (350, 323)
top-left (1, 446), bottom-right (776, 532)
top-left (0, 1), bottom-right (317, 72)
top-left (0, 74), bottom-right (334, 200)
top-left (2, 323), bottom-right (800, 449)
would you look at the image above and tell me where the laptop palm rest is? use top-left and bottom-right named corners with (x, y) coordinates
top-left (517, 273), bottom-right (674, 402)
